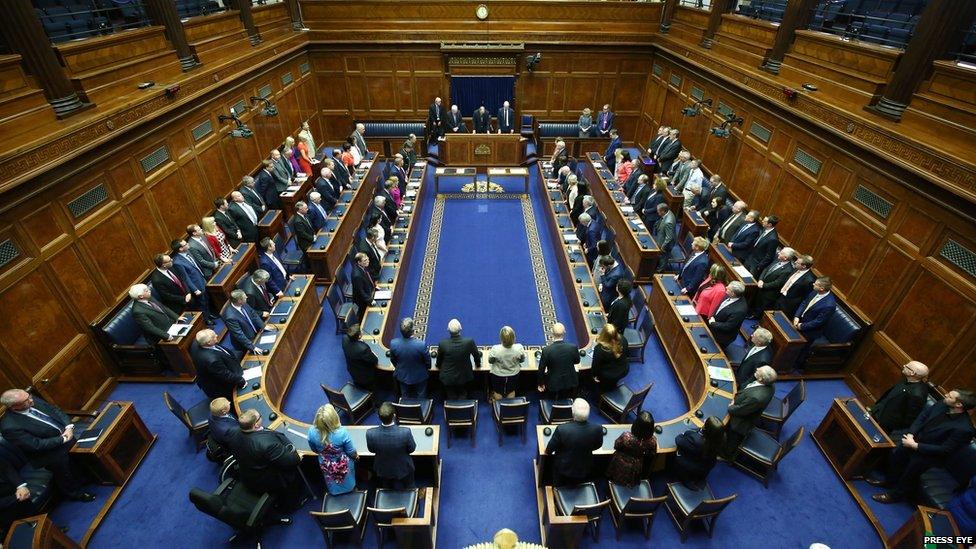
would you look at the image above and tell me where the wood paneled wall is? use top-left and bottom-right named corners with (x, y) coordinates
top-left (643, 52), bottom-right (976, 400)
top-left (0, 51), bottom-right (319, 409)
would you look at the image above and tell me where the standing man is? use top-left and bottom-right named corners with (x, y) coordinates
top-left (728, 210), bottom-right (761, 262)
top-left (239, 175), bottom-right (267, 214)
top-left (187, 224), bottom-right (223, 279)
top-left (289, 201), bottom-right (315, 253)
top-left (258, 238), bottom-right (292, 296)
top-left (545, 399), bottom-right (603, 486)
top-left (603, 129), bottom-right (621, 171)
top-left (745, 215), bottom-right (780, 276)
top-left (171, 239), bottom-right (211, 323)
top-left (497, 100), bottom-right (515, 134)
top-left (735, 328), bottom-right (773, 388)
top-left (606, 279), bottom-right (633, 338)
top-left (129, 283), bottom-right (179, 345)
top-left (226, 410), bottom-right (304, 514)
top-left (190, 329), bottom-right (245, 402)
top-left (343, 324), bottom-right (378, 391)
top-left (366, 403), bottom-right (417, 489)
top-left (390, 318), bottom-right (430, 399)
top-left (238, 269), bottom-right (275, 317)
top-left (446, 105), bottom-right (466, 133)
top-left (678, 237), bottom-right (711, 296)
top-left (598, 256), bottom-right (629, 309)
top-left (472, 105), bottom-right (492, 134)
top-left (776, 254), bottom-right (816, 317)
top-left (435, 319), bottom-right (481, 400)
top-left (227, 191), bottom-right (259, 243)
top-left (350, 123), bottom-right (368, 158)
top-left (351, 252), bottom-right (375, 320)
top-left (222, 289), bottom-right (266, 356)
top-left (537, 323), bottom-right (581, 400)
top-left (213, 198), bottom-right (242, 248)
top-left (793, 277), bottom-right (837, 342)
top-left (427, 97), bottom-right (444, 141)
top-left (868, 361), bottom-right (930, 435)
top-left (255, 160), bottom-right (278, 209)
top-left (597, 104), bottom-right (615, 137)
top-left (750, 247), bottom-right (796, 317)
top-left (723, 366), bottom-right (777, 458)
top-left (151, 253), bottom-right (192, 315)
top-left (707, 281), bottom-right (749, 349)
top-left (653, 203), bottom-right (676, 272)
top-left (713, 200), bottom-right (747, 244)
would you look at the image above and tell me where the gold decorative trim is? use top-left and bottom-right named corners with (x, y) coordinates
top-left (447, 56), bottom-right (518, 66)
top-left (521, 194), bottom-right (559, 345)
top-left (412, 195), bottom-right (444, 342)
top-left (460, 181), bottom-right (505, 193)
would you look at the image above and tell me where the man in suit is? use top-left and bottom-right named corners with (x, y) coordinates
top-left (238, 269), bottom-right (274, 317)
top-left (667, 151), bottom-right (692, 188)
top-left (713, 200), bottom-right (747, 244)
top-left (258, 238), bottom-right (291, 297)
top-left (751, 247), bottom-right (796, 316)
top-left (239, 175), bottom-right (267, 214)
top-left (328, 155), bottom-right (352, 191)
top-left (629, 174), bottom-right (652, 213)
top-left (472, 105), bottom-right (492, 134)
top-left (356, 228), bottom-right (383, 280)
top-left (598, 256), bottom-right (630, 309)
top-left (228, 191), bottom-right (259, 243)
top-left (366, 196), bottom-right (394, 246)
top-left (390, 318), bottom-right (430, 398)
top-left (722, 366), bottom-right (777, 458)
top-left (279, 147), bottom-right (298, 181)
top-left (223, 289), bottom-right (266, 355)
top-left (545, 398), bottom-right (603, 486)
top-left (582, 196), bottom-right (603, 228)
top-left (707, 281), bottom-right (749, 349)
top-left (708, 174), bottom-right (729, 204)
top-left (427, 98), bottom-right (444, 140)
top-left (680, 159), bottom-right (704, 197)
top-left (306, 191), bottom-right (329, 233)
top-left (550, 140), bottom-right (569, 179)
top-left (735, 328), bottom-right (773, 387)
top-left (871, 389), bottom-right (976, 504)
top-left (269, 149), bottom-right (292, 194)
top-left (653, 203), bottom-right (676, 272)
top-left (678, 237), bottom-right (711, 296)
top-left (255, 160), bottom-right (279, 209)
top-left (400, 134), bottom-right (419, 169)
top-left (603, 129), bottom-right (621, 172)
top-left (390, 158), bottom-right (408, 197)
top-left (577, 212), bottom-right (603, 267)
top-left (314, 167), bottom-right (339, 212)
top-left (744, 215), bottom-right (780, 276)
top-left (868, 361), bottom-right (930, 435)
top-left (793, 276), bottom-right (837, 341)
top-left (647, 125), bottom-right (670, 156)
top-left (206, 397), bottom-right (238, 461)
top-left (728, 210), bottom-right (761, 261)
top-left (187, 224), bottom-right (224, 278)
top-left (607, 279), bottom-right (632, 339)
top-left (656, 129), bottom-right (682, 173)
top-left (151, 253), bottom-right (191, 314)
top-left (289, 201), bottom-right (315, 253)
top-left (366, 403), bottom-right (417, 489)
top-left (0, 390), bottom-right (93, 502)
top-left (686, 183), bottom-right (710, 212)
top-left (497, 100), bottom-right (515, 134)
top-left (435, 319), bottom-right (481, 400)
top-left (226, 409), bottom-right (303, 514)
top-left (537, 323), bottom-right (581, 399)
top-left (706, 197), bottom-right (732, 241)
top-left (446, 104), bottom-right (466, 133)
top-left (129, 283), bottom-right (180, 345)
top-left (351, 252), bottom-right (375, 318)
top-left (171, 239), bottom-right (212, 323)
top-left (213, 198), bottom-right (242, 248)
top-left (341, 324), bottom-right (378, 390)
top-left (776, 254), bottom-right (816, 317)
top-left (0, 452), bottom-right (39, 537)
top-left (596, 104), bottom-right (615, 137)
top-left (191, 329), bottom-right (245, 402)
top-left (622, 163), bottom-right (644, 198)
top-left (350, 123), bottom-right (368, 157)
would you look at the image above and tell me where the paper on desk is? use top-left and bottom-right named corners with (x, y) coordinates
top-left (414, 162), bottom-right (425, 167)
top-left (406, 190), bottom-right (417, 197)
top-left (77, 436), bottom-right (99, 444)
top-left (286, 185), bottom-right (301, 192)
top-left (733, 265), bottom-right (752, 278)
top-left (243, 366), bottom-right (263, 381)
top-left (593, 162), bottom-right (604, 169)
top-left (563, 234), bottom-right (579, 243)
top-left (707, 366), bottom-right (734, 382)
top-left (167, 323), bottom-right (191, 337)
top-left (676, 305), bottom-right (699, 317)
top-left (621, 205), bottom-right (634, 213)
top-left (259, 333), bottom-right (277, 345)
top-left (408, 182), bottom-right (421, 189)
top-left (374, 289), bottom-right (393, 300)
top-left (402, 205), bottom-right (412, 213)
top-left (567, 245), bottom-right (581, 253)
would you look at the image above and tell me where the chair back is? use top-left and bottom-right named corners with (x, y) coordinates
top-left (498, 398), bottom-right (529, 423)
top-left (444, 400), bottom-right (476, 426)
top-left (367, 506), bottom-right (407, 527)
top-left (392, 402), bottom-right (424, 424)
top-left (326, 282), bottom-right (344, 313)
top-left (163, 391), bottom-right (192, 430)
top-left (571, 499), bottom-right (611, 522)
top-left (688, 493), bottom-right (737, 521)
top-left (311, 509), bottom-right (357, 531)
top-left (631, 287), bottom-right (647, 316)
top-left (772, 426), bottom-right (805, 467)
top-left (637, 311), bottom-right (653, 340)
top-left (780, 380), bottom-right (806, 423)
top-left (624, 382), bottom-right (653, 416)
top-left (549, 402), bottom-right (574, 424)
top-left (321, 384), bottom-right (350, 412)
top-left (622, 494), bottom-right (667, 516)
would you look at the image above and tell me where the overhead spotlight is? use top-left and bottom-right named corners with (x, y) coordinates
top-left (219, 109), bottom-right (253, 138)
top-left (250, 96), bottom-right (278, 117)
top-left (709, 111), bottom-right (744, 139)
top-left (526, 53), bottom-right (542, 72)
top-left (681, 98), bottom-right (712, 117)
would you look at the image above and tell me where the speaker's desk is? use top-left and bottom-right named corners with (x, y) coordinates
top-left (439, 134), bottom-right (522, 167)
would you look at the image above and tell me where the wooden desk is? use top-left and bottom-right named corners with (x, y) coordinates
top-left (813, 398), bottom-right (894, 480)
top-left (488, 167), bottom-right (529, 193)
top-left (760, 310), bottom-right (807, 374)
top-left (206, 243), bottom-right (257, 309)
top-left (539, 136), bottom-right (610, 158)
top-left (4, 514), bottom-right (79, 549)
top-left (658, 175), bottom-right (683, 215)
top-left (681, 207), bottom-right (709, 241)
top-left (433, 167), bottom-right (476, 193)
top-left (278, 175), bottom-right (311, 220)
top-left (709, 243), bottom-right (757, 300)
top-left (439, 134), bottom-right (521, 166)
top-left (257, 208), bottom-right (283, 242)
top-left (889, 506), bottom-right (964, 549)
top-left (69, 401), bottom-right (155, 485)
top-left (156, 311), bottom-right (203, 378)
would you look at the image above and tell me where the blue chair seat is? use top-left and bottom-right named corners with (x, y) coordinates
top-left (323, 489), bottom-right (367, 523)
top-left (374, 489), bottom-right (418, 517)
top-left (762, 397), bottom-right (785, 420)
top-left (398, 398), bottom-right (432, 421)
top-left (624, 327), bottom-right (643, 347)
top-left (669, 482), bottom-right (714, 514)
top-left (739, 429), bottom-right (780, 464)
top-left (186, 399), bottom-right (212, 429)
top-left (555, 482), bottom-right (601, 515)
top-left (340, 383), bottom-right (371, 410)
top-left (601, 385), bottom-right (633, 413)
top-left (610, 479), bottom-right (653, 510)
top-left (493, 396), bottom-right (528, 417)
top-left (540, 398), bottom-right (573, 423)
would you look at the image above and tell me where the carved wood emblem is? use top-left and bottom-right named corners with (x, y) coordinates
top-left (474, 144), bottom-right (491, 155)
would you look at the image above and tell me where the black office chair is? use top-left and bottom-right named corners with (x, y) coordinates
top-left (598, 382), bottom-right (652, 424)
top-left (553, 482), bottom-right (611, 542)
top-left (608, 479), bottom-right (666, 539)
top-left (189, 478), bottom-right (275, 543)
top-left (309, 489), bottom-right (368, 548)
top-left (539, 398), bottom-right (573, 425)
top-left (163, 391), bottom-right (211, 451)
top-left (733, 426), bottom-right (805, 487)
top-left (491, 396), bottom-right (530, 446)
top-left (664, 482), bottom-right (736, 542)
top-left (393, 398), bottom-right (434, 425)
top-left (326, 281), bottom-right (356, 335)
top-left (443, 399), bottom-right (478, 448)
top-left (321, 383), bottom-right (374, 424)
top-left (367, 488), bottom-right (419, 548)
top-left (760, 380), bottom-right (806, 439)
top-left (625, 313), bottom-right (654, 363)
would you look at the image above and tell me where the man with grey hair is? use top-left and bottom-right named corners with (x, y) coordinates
top-left (350, 122), bottom-right (368, 157)
top-left (228, 191), bottom-right (259, 242)
top-left (435, 319), bottom-right (481, 400)
top-left (290, 200), bottom-right (315, 253)
top-left (446, 104), bottom-right (466, 133)
top-left (545, 397), bottom-right (603, 486)
top-left (269, 148), bottom-right (292, 194)
top-left (129, 283), bottom-right (180, 345)
top-left (238, 174), bottom-right (266, 213)
top-left (668, 150), bottom-right (693, 189)
top-left (537, 323), bottom-right (580, 399)
top-left (556, 165), bottom-right (572, 193)
top-left (751, 246), bottom-right (796, 316)
top-left (390, 317), bottom-right (430, 398)
top-left (191, 328), bottom-right (244, 402)
top-left (551, 139), bottom-right (568, 177)
top-left (238, 269), bottom-right (274, 316)
top-left (428, 97), bottom-right (444, 139)
top-left (222, 289), bottom-right (266, 355)
top-left (654, 202), bottom-right (676, 271)
top-left (314, 166), bottom-right (338, 211)
top-left (306, 191), bottom-right (328, 232)
top-left (714, 200), bottom-right (748, 244)
top-left (723, 365), bottom-right (777, 458)
top-left (729, 209), bottom-right (761, 261)
top-left (498, 100), bottom-right (515, 134)
top-left (736, 328), bottom-right (773, 387)
top-left (707, 280), bottom-right (749, 349)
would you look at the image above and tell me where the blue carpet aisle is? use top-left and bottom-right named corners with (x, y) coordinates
top-left (62, 165), bottom-right (898, 548)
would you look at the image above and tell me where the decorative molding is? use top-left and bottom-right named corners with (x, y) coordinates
top-left (67, 183), bottom-right (109, 219)
top-left (0, 239), bottom-right (21, 270)
top-left (191, 119), bottom-right (214, 141)
top-left (139, 146), bottom-right (171, 174)
top-left (852, 184), bottom-right (893, 219)
top-left (793, 147), bottom-right (822, 176)
top-left (447, 56), bottom-right (518, 66)
top-left (939, 239), bottom-right (976, 279)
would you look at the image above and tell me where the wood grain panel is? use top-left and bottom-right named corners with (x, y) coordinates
top-left (20, 205), bottom-right (66, 253)
top-left (367, 76), bottom-right (398, 112)
top-left (821, 162), bottom-right (851, 199)
top-left (815, 211), bottom-right (880, 294)
top-left (0, 270), bottom-right (79, 371)
top-left (148, 172), bottom-right (196, 239)
top-left (768, 172), bottom-right (812, 243)
top-left (854, 243), bottom-right (913, 321)
top-left (79, 211), bottom-right (147, 298)
top-left (791, 194), bottom-right (834, 254)
top-left (893, 205), bottom-right (938, 252)
top-left (48, 245), bottom-right (108, 323)
top-left (36, 340), bottom-right (113, 411)
top-left (107, 158), bottom-right (141, 198)
top-left (850, 337), bottom-right (904, 401)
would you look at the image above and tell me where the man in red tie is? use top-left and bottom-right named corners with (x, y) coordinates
top-left (150, 253), bottom-right (192, 314)
top-left (238, 270), bottom-right (274, 318)
top-left (129, 284), bottom-right (181, 345)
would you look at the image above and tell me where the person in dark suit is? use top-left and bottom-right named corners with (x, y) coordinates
top-left (578, 212), bottom-right (604, 267)
top-left (213, 198), bottom-right (242, 248)
top-left (707, 281), bottom-right (749, 349)
top-left (171, 239), bottom-right (211, 322)
top-left (390, 158), bottom-right (408, 197)
top-left (269, 149), bottom-right (292, 195)
top-left (735, 328), bottom-right (773, 388)
top-left (868, 361), bottom-right (930, 435)
top-left (238, 270), bottom-right (274, 317)
top-left (365, 200), bottom-right (393, 248)
top-left (728, 210), bottom-right (761, 261)
top-left (707, 175), bottom-right (729, 205)
top-left (239, 175), bottom-right (267, 214)
top-left (472, 105), bottom-right (492, 134)
top-left (328, 154), bottom-right (352, 190)
top-left (793, 277), bottom-right (837, 342)
top-left (151, 253), bottom-right (191, 314)
top-left (226, 409), bottom-right (303, 514)
top-left (750, 247), bottom-right (796, 316)
top-left (722, 366), bottom-right (777, 458)
top-left (744, 215), bottom-right (780, 276)
top-left (351, 252), bottom-right (375, 319)
top-left (314, 167), bottom-right (339, 212)
top-left (351, 123), bottom-right (369, 157)
top-left (622, 165), bottom-right (643, 198)
top-left (599, 256), bottom-right (630, 310)
top-left (366, 403), bottom-right (417, 489)
top-left (641, 179), bottom-right (668, 230)
top-left (678, 237), bottom-right (711, 296)
top-left (497, 101), bottom-right (515, 134)
top-left (390, 318), bottom-right (430, 398)
top-left (258, 238), bottom-right (291, 297)
top-left (591, 324), bottom-right (630, 394)
top-left (129, 283), bottom-right (180, 345)
top-left (653, 203), bottom-right (677, 272)
top-left (672, 416), bottom-right (725, 489)
top-left (206, 397), bottom-right (238, 462)
top-left (446, 104), bottom-right (467, 133)
top-left (545, 398), bottom-right (604, 486)
top-left (656, 128), bottom-right (682, 173)
top-left (537, 323), bottom-right (581, 400)
top-left (646, 125), bottom-right (670, 157)
top-left (342, 324), bottom-right (378, 390)
top-left (435, 319), bottom-right (481, 400)
top-left (307, 191), bottom-right (329, 233)
top-left (550, 140), bottom-right (569, 179)
top-left (712, 200), bottom-right (747, 244)
top-left (356, 230), bottom-right (383, 281)
top-left (191, 329), bottom-right (245, 402)
top-left (427, 97), bottom-right (444, 140)
top-left (187, 224), bottom-right (222, 279)
top-left (775, 254), bottom-right (816, 317)
top-left (290, 201), bottom-right (315, 254)
top-left (0, 453), bottom-right (37, 537)
top-left (255, 160), bottom-right (279, 209)
top-left (703, 197), bottom-right (730, 241)
top-left (596, 104), bottom-right (615, 137)
top-left (228, 192), bottom-right (260, 243)
top-left (871, 389), bottom-right (976, 504)
top-left (607, 279), bottom-right (633, 338)
top-left (686, 183), bottom-right (710, 212)
top-left (0, 390), bottom-right (93, 502)
top-left (629, 175), bottom-right (652, 213)
top-left (604, 129), bottom-right (622, 171)
top-left (223, 290), bottom-right (266, 355)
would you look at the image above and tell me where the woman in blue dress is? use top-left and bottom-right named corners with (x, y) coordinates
top-left (307, 404), bottom-right (358, 494)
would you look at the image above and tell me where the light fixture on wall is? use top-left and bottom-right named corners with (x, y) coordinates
top-left (681, 98), bottom-right (712, 117)
top-left (218, 109), bottom-right (253, 138)
top-left (250, 96), bottom-right (278, 117)
top-left (709, 111), bottom-right (743, 138)
top-left (525, 53), bottom-right (542, 72)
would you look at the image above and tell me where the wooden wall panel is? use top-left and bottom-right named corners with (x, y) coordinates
top-left (0, 270), bottom-right (79, 371)
top-left (815, 212), bottom-right (880, 294)
top-left (79, 211), bottom-right (147, 297)
top-left (21, 205), bottom-right (67, 253)
top-left (48, 246), bottom-right (108, 323)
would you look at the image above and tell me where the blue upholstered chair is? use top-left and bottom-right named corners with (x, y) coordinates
top-left (443, 400), bottom-right (478, 448)
top-left (321, 383), bottom-right (374, 424)
top-left (554, 482), bottom-right (611, 542)
top-left (665, 482), bottom-right (736, 541)
top-left (492, 396), bottom-right (530, 446)
top-left (393, 398), bottom-right (433, 425)
top-left (163, 391), bottom-right (211, 451)
top-left (367, 488), bottom-right (419, 548)
top-left (599, 382), bottom-right (652, 424)
top-left (539, 398), bottom-right (573, 425)
top-left (310, 489), bottom-right (368, 548)
top-left (608, 479), bottom-right (666, 540)
top-left (732, 426), bottom-right (805, 487)
top-left (760, 380), bottom-right (806, 439)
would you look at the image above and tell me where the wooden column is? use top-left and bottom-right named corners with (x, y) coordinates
top-left (0, 0), bottom-right (86, 116)
top-left (284, 0), bottom-right (303, 30)
top-left (227, 0), bottom-right (262, 45)
top-left (869, 0), bottom-right (976, 120)
top-left (143, 0), bottom-right (198, 71)
top-left (761, 0), bottom-right (819, 74)
top-left (700, 0), bottom-right (734, 48)
top-left (659, 0), bottom-right (679, 33)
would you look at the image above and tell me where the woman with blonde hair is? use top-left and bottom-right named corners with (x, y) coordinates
top-left (578, 107), bottom-right (593, 137)
top-left (386, 177), bottom-right (402, 208)
top-left (306, 404), bottom-right (358, 494)
top-left (487, 326), bottom-right (525, 400)
top-left (200, 216), bottom-right (235, 262)
top-left (296, 133), bottom-right (314, 177)
top-left (591, 323), bottom-right (629, 394)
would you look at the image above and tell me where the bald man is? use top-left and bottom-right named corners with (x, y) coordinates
top-left (190, 329), bottom-right (245, 402)
top-left (435, 319), bottom-right (481, 400)
top-left (537, 323), bottom-right (581, 400)
top-left (869, 362), bottom-right (930, 435)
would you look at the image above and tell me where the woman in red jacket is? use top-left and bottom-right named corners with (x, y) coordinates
top-left (693, 264), bottom-right (729, 318)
